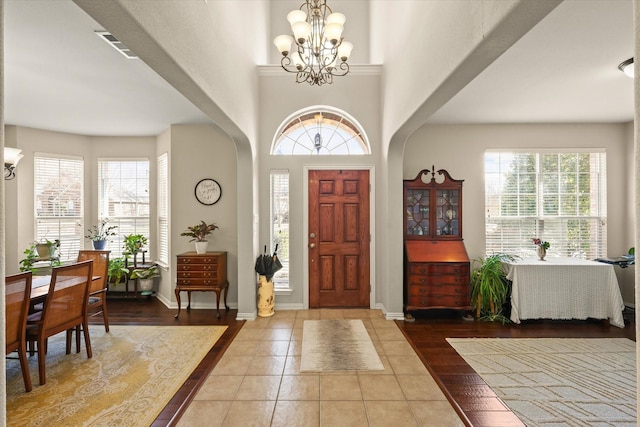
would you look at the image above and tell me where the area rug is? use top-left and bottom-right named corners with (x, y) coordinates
top-left (447, 338), bottom-right (636, 426)
top-left (300, 319), bottom-right (384, 372)
top-left (6, 325), bottom-right (227, 427)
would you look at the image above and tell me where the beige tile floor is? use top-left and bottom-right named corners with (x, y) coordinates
top-left (177, 309), bottom-right (464, 427)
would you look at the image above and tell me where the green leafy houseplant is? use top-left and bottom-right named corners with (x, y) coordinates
top-left (470, 253), bottom-right (517, 324)
top-left (19, 240), bottom-right (61, 273)
top-left (129, 265), bottom-right (160, 280)
top-left (107, 257), bottom-right (130, 286)
top-left (123, 234), bottom-right (148, 257)
top-left (180, 220), bottom-right (219, 242)
top-left (85, 218), bottom-right (118, 242)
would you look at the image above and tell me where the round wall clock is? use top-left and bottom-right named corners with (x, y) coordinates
top-left (194, 178), bottom-right (222, 205)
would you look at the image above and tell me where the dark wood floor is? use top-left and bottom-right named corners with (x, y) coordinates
top-left (98, 298), bottom-right (635, 427)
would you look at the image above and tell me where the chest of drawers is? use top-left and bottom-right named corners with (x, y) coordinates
top-left (404, 241), bottom-right (470, 311)
top-left (175, 251), bottom-right (229, 319)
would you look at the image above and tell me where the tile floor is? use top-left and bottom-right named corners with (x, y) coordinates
top-left (177, 309), bottom-right (464, 426)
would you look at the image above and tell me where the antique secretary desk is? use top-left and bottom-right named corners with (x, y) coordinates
top-left (403, 167), bottom-right (471, 318)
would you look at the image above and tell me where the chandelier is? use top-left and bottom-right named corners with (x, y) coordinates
top-left (273, 0), bottom-right (353, 86)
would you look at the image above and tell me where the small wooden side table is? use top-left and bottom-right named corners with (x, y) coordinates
top-left (175, 251), bottom-right (229, 319)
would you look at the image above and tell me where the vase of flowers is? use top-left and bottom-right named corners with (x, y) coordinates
top-left (532, 238), bottom-right (550, 261)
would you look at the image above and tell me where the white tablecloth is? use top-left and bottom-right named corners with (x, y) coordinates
top-left (506, 257), bottom-right (625, 328)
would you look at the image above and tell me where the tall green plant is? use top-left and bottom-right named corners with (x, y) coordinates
top-left (470, 253), bottom-right (517, 323)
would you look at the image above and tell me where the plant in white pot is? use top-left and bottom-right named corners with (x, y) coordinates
top-left (129, 265), bottom-right (160, 293)
top-left (181, 220), bottom-right (219, 254)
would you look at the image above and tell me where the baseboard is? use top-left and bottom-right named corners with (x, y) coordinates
top-left (374, 302), bottom-right (405, 320)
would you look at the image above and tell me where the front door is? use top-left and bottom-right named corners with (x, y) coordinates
top-left (309, 169), bottom-right (370, 308)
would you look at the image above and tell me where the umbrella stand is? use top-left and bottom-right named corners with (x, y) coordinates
top-left (255, 244), bottom-right (282, 317)
top-left (257, 274), bottom-right (275, 317)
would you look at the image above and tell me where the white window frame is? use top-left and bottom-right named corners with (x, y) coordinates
top-left (34, 153), bottom-right (84, 262)
top-left (271, 105), bottom-right (371, 155)
top-left (484, 149), bottom-right (607, 259)
top-left (157, 153), bottom-right (169, 266)
top-left (98, 158), bottom-right (150, 258)
top-left (270, 170), bottom-right (290, 291)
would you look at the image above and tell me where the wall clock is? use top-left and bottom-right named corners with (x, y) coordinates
top-left (194, 178), bottom-right (221, 205)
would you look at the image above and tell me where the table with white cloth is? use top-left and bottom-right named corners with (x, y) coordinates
top-left (505, 257), bottom-right (625, 328)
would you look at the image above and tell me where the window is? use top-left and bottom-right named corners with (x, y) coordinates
top-left (270, 171), bottom-right (289, 289)
top-left (98, 159), bottom-right (150, 258)
top-left (34, 154), bottom-right (84, 262)
top-left (272, 107), bottom-right (370, 155)
top-left (485, 151), bottom-right (607, 259)
top-left (157, 153), bottom-right (169, 265)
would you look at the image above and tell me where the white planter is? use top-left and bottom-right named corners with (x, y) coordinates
top-left (195, 241), bottom-right (209, 254)
top-left (139, 278), bottom-right (154, 292)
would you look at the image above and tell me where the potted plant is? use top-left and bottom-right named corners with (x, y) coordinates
top-left (470, 253), bottom-right (517, 323)
top-left (19, 240), bottom-right (61, 274)
top-left (123, 234), bottom-right (148, 262)
top-left (129, 264), bottom-right (160, 292)
top-left (107, 257), bottom-right (130, 287)
top-left (85, 218), bottom-right (118, 250)
top-left (181, 220), bottom-right (219, 254)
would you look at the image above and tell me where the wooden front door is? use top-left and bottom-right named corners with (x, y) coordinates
top-left (309, 169), bottom-right (370, 308)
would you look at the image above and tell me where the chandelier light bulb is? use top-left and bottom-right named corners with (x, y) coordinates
top-left (287, 10), bottom-right (307, 26)
top-left (338, 41), bottom-right (353, 61)
top-left (292, 21), bottom-right (312, 44)
top-left (273, 35), bottom-right (293, 56)
top-left (326, 12), bottom-right (346, 26)
top-left (323, 22), bottom-right (343, 45)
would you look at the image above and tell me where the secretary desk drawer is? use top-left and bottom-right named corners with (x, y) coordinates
top-left (408, 263), bottom-right (469, 276)
top-left (177, 256), bottom-right (218, 266)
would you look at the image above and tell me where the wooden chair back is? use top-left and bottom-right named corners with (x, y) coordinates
top-left (6, 272), bottom-right (32, 353)
top-left (6, 271), bottom-right (33, 392)
top-left (77, 250), bottom-right (109, 295)
top-left (41, 260), bottom-right (93, 335)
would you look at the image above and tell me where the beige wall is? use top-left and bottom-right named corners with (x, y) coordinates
top-left (404, 122), bottom-right (635, 306)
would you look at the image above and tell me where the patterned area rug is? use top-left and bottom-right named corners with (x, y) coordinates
top-left (301, 319), bottom-right (384, 372)
top-left (6, 325), bottom-right (227, 427)
top-left (447, 338), bottom-right (636, 426)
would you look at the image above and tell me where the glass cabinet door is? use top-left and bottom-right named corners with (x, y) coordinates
top-left (406, 189), bottom-right (430, 236)
top-left (435, 189), bottom-right (460, 237)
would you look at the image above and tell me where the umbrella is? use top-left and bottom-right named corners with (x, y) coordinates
top-left (255, 244), bottom-right (282, 281)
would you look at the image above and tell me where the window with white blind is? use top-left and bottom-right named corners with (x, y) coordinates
top-left (157, 153), bottom-right (169, 265)
top-left (34, 154), bottom-right (84, 262)
top-left (270, 171), bottom-right (290, 289)
top-left (98, 159), bottom-right (150, 258)
top-left (485, 151), bottom-right (607, 259)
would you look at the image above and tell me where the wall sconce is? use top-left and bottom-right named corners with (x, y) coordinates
top-left (618, 58), bottom-right (634, 78)
top-left (4, 147), bottom-right (23, 180)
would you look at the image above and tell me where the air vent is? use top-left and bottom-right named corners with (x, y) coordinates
top-left (95, 31), bottom-right (138, 59)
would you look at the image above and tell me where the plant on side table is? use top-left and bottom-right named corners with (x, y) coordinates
top-left (19, 239), bottom-right (61, 274)
top-left (85, 218), bottom-right (118, 250)
top-left (470, 253), bottom-right (517, 324)
top-left (181, 220), bottom-right (219, 254)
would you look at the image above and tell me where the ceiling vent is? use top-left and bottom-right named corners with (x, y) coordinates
top-left (95, 31), bottom-right (138, 59)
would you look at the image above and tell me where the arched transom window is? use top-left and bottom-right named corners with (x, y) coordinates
top-left (272, 107), bottom-right (370, 155)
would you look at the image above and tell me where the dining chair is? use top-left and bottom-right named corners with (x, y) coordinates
top-left (6, 272), bottom-right (33, 392)
top-left (77, 250), bottom-right (110, 332)
top-left (26, 260), bottom-right (93, 386)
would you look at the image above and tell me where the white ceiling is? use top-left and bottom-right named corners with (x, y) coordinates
top-left (3, 0), bottom-right (634, 137)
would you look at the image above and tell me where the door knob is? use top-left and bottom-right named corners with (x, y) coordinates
top-left (309, 243), bottom-right (316, 248)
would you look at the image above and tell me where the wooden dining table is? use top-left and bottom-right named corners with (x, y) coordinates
top-left (30, 275), bottom-right (102, 302)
